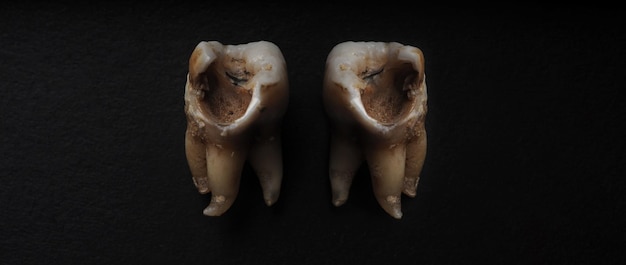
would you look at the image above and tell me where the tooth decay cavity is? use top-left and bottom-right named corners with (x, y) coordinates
top-left (323, 41), bottom-right (428, 219)
top-left (184, 41), bottom-right (289, 216)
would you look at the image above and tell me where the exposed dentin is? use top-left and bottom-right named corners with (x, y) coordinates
top-left (360, 63), bottom-right (417, 124)
top-left (199, 66), bottom-right (252, 124)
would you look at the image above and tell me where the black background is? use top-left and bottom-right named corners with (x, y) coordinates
top-left (1, 3), bottom-right (625, 265)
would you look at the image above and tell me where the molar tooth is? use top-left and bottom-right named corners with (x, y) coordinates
top-left (323, 41), bottom-right (428, 219)
top-left (184, 41), bottom-right (289, 216)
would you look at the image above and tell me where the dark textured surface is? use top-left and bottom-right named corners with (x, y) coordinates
top-left (1, 4), bottom-right (625, 264)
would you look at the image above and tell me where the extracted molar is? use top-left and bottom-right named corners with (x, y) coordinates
top-left (184, 40), bottom-right (289, 216)
top-left (322, 41), bottom-right (428, 219)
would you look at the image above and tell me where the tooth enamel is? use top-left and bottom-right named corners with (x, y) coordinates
top-left (323, 41), bottom-right (428, 219)
top-left (184, 40), bottom-right (289, 216)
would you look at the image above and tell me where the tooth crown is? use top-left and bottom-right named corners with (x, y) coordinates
top-left (323, 41), bottom-right (427, 142)
top-left (323, 41), bottom-right (428, 219)
top-left (185, 41), bottom-right (289, 144)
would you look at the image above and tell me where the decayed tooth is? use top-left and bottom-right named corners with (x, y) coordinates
top-left (184, 40), bottom-right (289, 216)
top-left (322, 41), bottom-right (428, 219)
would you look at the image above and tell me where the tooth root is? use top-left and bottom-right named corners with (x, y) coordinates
top-left (185, 126), bottom-right (210, 194)
top-left (202, 144), bottom-right (248, 216)
top-left (365, 144), bottom-right (407, 219)
top-left (403, 127), bottom-right (427, 197)
top-left (328, 132), bottom-right (363, 206)
top-left (249, 132), bottom-right (283, 206)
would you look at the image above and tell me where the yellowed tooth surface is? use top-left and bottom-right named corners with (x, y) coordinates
top-left (403, 126), bottom-right (427, 197)
top-left (365, 143), bottom-right (406, 219)
top-left (185, 124), bottom-right (209, 194)
top-left (184, 40), bottom-right (289, 216)
top-left (328, 131), bottom-right (362, 207)
top-left (248, 128), bottom-right (284, 206)
top-left (203, 143), bottom-right (247, 216)
top-left (323, 41), bottom-right (428, 219)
